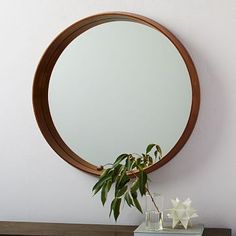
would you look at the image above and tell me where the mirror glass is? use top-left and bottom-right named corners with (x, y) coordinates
top-left (48, 21), bottom-right (192, 166)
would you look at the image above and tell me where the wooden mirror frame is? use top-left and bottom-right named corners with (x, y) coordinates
top-left (33, 12), bottom-right (200, 176)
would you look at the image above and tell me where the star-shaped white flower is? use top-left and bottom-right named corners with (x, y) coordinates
top-left (167, 198), bottom-right (198, 229)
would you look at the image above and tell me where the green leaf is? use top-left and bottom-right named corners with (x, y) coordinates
top-left (130, 179), bottom-right (139, 193)
top-left (106, 178), bottom-right (112, 192)
top-left (130, 190), bottom-right (143, 213)
top-left (114, 163), bottom-right (122, 171)
top-left (119, 175), bottom-right (129, 189)
top-left (131, 189), bottom-right (137, 199)
top-left (113, 154), bottom-right (129, 168)
top-left (113, 198), bottom-right (122, 221)
top-left (148, 155), bottom-right (153, 165)
top-left (100, 168), bottom-right (111, 177)
top-left (130, 159), bottom-right (136, 170)
top-left (139, 170), bottom-right (147, 196)
top-left (124, 192), bottom-right (134, 207)
top-left (109, 198), bottom-right (116, 217)
top-left (137, 159), bottom-right (146, 169)
top-left (92, 169), bottom-right (109, 191)
top-left (116, 185), bottom-right (128, 198)
top-left (143, 155), bottom-right (152, 167)
top-left (109, 197), bottom-right (121, 221)
top-left (136, 157), bottom-right (141, 167)
top-left (133, 197), bottom-right (143, 213)
top-left (125, 155), bottom-right (132, 170)
top-left (101, 182), bottom-right (107, 205)
top-left (156, 145), bottom-right (162, 158)
top-left (146, 144), bottom-right (155, 154)
top-left (136, 163), bottom-right (144, 172)
top-left (101, 179), bottom-right (112, 205)
top-left (154, 150), bottom-right (158, 159)
top-left (115, 166), bottom-right (129, 189)
top-left (92, 171), bottom-right (112, 195)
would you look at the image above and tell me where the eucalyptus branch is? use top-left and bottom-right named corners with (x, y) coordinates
top-left (92, 143), bottom-right (162, 221)
top-left (145, 187), bottom-right (160, 213)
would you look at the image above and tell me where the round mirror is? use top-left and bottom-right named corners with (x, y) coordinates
top-left (33, 12), bottom-right (200, 175)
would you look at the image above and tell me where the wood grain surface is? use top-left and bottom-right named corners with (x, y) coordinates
top-left (0, 222), bottom-right (231, 236)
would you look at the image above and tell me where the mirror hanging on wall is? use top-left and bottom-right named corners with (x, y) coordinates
top-left (33, 12), bottom-right (200, 175)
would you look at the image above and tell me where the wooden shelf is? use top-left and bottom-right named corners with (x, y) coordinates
top-left (0, 221), bottom-right (231, 236)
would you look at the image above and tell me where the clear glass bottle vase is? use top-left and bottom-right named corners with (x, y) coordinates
top-left (145, 192), bottom-right (164, 231)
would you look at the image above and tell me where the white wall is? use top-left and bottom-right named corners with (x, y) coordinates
top-left (0, 0), bottom-right (236, 234)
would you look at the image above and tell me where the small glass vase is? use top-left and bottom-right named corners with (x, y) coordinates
top-left (145, 193), bottom-right (164, 231)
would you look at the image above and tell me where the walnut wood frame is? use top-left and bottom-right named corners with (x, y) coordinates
top-left (33, 12), bottom-right (200, 176)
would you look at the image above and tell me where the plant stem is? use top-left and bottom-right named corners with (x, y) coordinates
top-left (129, 169), bottom-right (160, 213)
top-left (145, 187), bottom-right (160, 213)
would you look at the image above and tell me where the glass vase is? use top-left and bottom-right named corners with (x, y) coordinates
top-left (145, 193), bottom-right (164, 231)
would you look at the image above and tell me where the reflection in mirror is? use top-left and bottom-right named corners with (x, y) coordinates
top-left (49, 21), bottom-right (192, 166)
